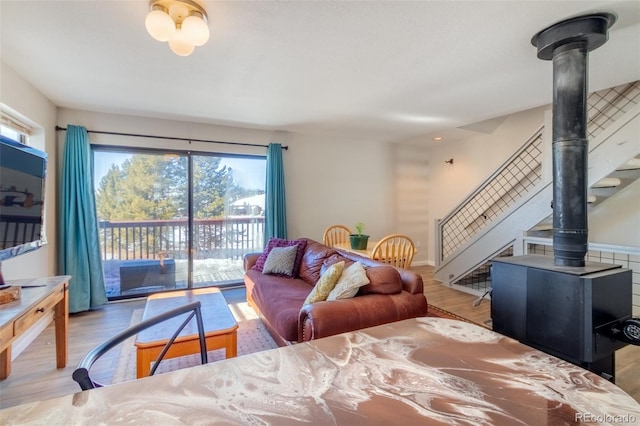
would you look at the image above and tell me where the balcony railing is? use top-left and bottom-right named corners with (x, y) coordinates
top-left (98, 216), bottom-right (265, 261)
top-left (98, 216), bottom-right (265, 299)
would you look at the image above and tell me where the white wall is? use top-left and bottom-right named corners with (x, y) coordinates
top-left (590, 178), bottom-right (640, 247)
top-left (393, 145), bottom-right (430, 265)
top-left (285, 133), bottom-right (395, 241)
top-left (8, 90), bottom-right (634, 282)
top-left (57, 109), bottom-right (395, 245)
top-left (0, 61), bottom-right (57, 280)
top-left (421, 106), bottom-right (548, 265)
top-left (402, 102), bottom-right (640, 265)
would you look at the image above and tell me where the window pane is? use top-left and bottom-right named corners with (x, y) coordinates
top-left (0, 125), bottom-right (26, 144)
top-left (191, 155), bottom-right (265, 288)
top-left (94, 149), bottom-right (189, 298)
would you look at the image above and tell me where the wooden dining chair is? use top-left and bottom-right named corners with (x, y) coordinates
top-left (371, 234), bottom-right (416, 269)
top-left (322, 225), bottom-right (352, 247)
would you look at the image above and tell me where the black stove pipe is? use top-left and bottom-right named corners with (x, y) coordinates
top-left (531, 13), bottom-right (616, 267)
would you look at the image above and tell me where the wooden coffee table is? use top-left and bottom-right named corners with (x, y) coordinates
top-left (134, 287), bottom-right (238, 378)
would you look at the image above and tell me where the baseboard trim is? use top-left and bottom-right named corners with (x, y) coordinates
top-left (412, 260), bottom-right (435, 267)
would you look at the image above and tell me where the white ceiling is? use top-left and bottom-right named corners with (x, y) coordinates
top-left (1, 1), bottom-right (639, 144)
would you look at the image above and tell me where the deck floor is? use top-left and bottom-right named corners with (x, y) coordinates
top-left (104, 258), bottom-right (246, 298)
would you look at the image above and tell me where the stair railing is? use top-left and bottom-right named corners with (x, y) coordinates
top-left (436, 80), bottom-right (640, 270)
top-left (436, 127), bottom-right (544, 266)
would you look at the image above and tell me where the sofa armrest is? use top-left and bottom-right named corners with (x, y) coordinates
top-left (243, 252), bottom-right (261, 271)
top-left (398, 269), bottom-right (424, 295)
top-left (298, 292), bottom-right (427, 342)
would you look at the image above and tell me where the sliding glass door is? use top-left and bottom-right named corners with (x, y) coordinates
top-left (93, 147), bottom-right (265, 299)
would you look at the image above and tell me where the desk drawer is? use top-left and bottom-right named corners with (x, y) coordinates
top-left (14, 290), bottom-right (62, 336)
top-left (0, 324), bottom-right (13, 351)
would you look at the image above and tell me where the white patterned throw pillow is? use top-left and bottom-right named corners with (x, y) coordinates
top-left (262, 245), bottom-right (298, 276)
top-left (327, 261), bottom-right (370, 300)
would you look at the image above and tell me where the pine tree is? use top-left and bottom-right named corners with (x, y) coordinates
top-left (95, 153), bottom-right (254, 221)
top-left (95, 151), bottom-right (264, 260)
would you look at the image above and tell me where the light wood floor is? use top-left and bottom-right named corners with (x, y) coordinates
top-left (1, 267), bottom-right (638, 410)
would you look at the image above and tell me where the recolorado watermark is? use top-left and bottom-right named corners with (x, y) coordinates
top-left (575, 413), bottom-right (637, 423)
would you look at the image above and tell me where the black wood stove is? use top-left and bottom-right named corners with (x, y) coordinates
top-left (491, 12), bottom-right (639, 382)
top-left (492, 255), bottom-right (632, 380)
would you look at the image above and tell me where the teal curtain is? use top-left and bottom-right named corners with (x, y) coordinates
top-left (59, 125), bottom-right (107, 313)
top-left (264, 143), bottom-right (287, 242)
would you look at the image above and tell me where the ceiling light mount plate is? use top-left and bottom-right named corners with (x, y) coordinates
top-left (150, 0), bottom-right (208, 25)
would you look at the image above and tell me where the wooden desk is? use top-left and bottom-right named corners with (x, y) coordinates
top-left (135, 288), bottom-right (238, 378)
top-left (0, 276), bottom-right (69, 379)
top-left (334, 241), bottom-right (377, 258)
top-left (3, 317), bottom-right (639, 424)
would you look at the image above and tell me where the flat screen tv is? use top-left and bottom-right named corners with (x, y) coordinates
top-left (0, 135), bottom-right (47, 264)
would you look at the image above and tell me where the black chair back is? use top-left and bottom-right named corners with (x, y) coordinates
top-left (72, 301), bottom-right (208, 390)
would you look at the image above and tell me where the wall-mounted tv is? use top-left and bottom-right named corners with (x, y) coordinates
top-left (0, 135), bottom-right (47, 262)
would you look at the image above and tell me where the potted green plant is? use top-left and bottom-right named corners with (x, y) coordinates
top-left (349, 222), bottom-right (369, 250)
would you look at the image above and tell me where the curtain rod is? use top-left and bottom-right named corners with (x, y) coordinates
top-left (54, 126), bottom-right (288, 150)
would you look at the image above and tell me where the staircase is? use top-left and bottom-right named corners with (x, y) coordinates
top-left (434, 81), bottom-right (640, 295)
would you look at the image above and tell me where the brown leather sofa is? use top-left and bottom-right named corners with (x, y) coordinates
top-left (243, 238), bottom-right (428, 346)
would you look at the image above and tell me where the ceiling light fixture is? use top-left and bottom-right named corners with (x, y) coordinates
top-left (433, 136), bottom-right (444, 141)
top-left (145, 0), bottom-right (209, 56)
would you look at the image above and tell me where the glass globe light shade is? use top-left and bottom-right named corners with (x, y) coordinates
top-left (182, 13), bottom-right (210, 46)
top-left (169, 29), bottom-right (195, 56)
top-left (145, 8), bottom-right (176, 42)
